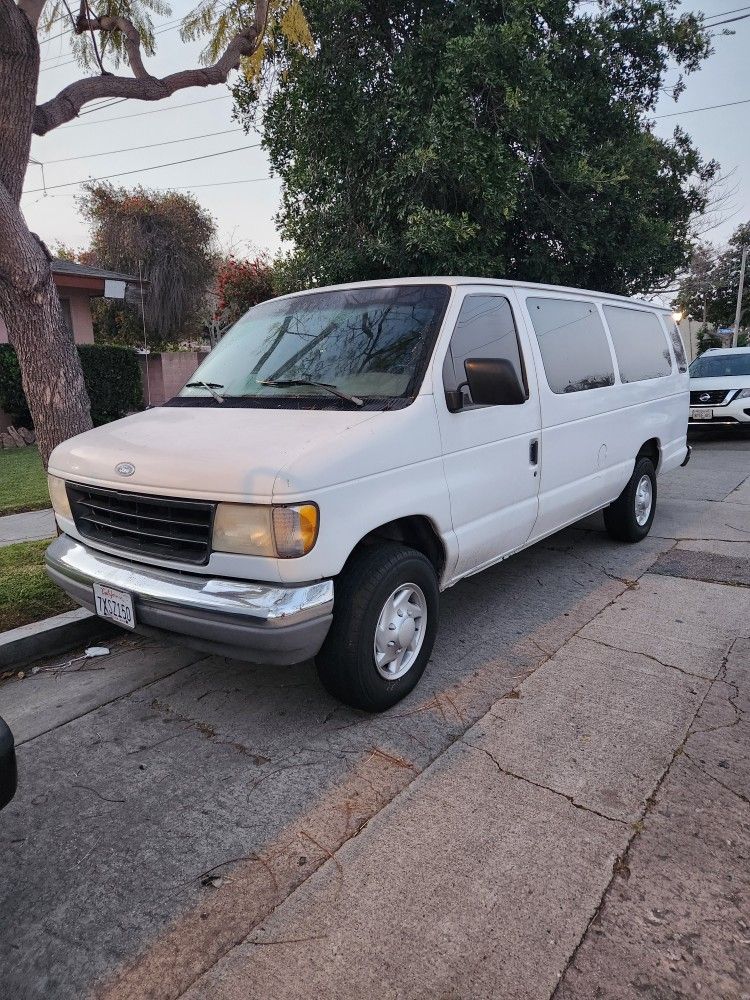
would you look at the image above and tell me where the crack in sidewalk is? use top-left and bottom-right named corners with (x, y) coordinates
top-left (578, 634), bottom-right (718, 682)
top-left (549, 635), bottom-right (743, 998)
top-left (461, 739), bottom-right (630, 826)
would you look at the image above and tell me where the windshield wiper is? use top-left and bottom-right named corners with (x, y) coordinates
top-left (185, 380), bottom-right (225, 403)
top-left (259, 379), bottom-right (364, 407)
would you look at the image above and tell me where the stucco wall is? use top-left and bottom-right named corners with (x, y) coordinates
top-left (0, 289), bottom-right (95, 345)
top-left (138, 351), bottom-right (207, 406)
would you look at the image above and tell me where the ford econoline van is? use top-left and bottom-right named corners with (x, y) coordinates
top-left (46, 278), bottom-right (690, 711)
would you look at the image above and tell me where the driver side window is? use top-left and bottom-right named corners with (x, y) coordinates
top-left (443, 294), bottom-right (527, 408)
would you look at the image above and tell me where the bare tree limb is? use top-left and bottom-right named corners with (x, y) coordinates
top-left (33, 0), bottom-right (269, 135)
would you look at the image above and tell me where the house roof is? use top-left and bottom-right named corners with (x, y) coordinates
top-left (51, 259), bottom-right (142, 283)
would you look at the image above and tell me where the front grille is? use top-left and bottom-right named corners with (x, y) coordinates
top-left (690, 389), bottom-right (730, 406)
top-left (66, 483), bottom-right (215, 565)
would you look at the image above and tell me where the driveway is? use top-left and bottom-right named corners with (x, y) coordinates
top-left (1, 433), bottom-right (749, 1000)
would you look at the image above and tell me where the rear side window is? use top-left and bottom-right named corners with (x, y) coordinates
top-left (443, 295), bottom-right (527, 405)
top-left (603, 306), bottom-right (672, 382)
top-left (667, 321), bottom-right (688, 373)
top-left (527, 297), bottom-right (615, 393)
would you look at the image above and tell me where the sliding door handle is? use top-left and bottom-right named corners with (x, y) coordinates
top-left (529, 439), bottom-right (539, 465)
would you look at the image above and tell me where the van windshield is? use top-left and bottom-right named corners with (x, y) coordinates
top-left (689, 353), bottom-right (750, 377)
top-left (176, 284), bottom-right (451, 409)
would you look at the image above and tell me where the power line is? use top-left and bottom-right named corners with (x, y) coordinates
top-left (23, 145), bottom-right (257, 194)
top-left (655, 95), bottom-right (750, 118)
top-left (41, 127), bottom-right (249, 163)
top-left (705, 12), bottom-right (750, 26)
top-left (23, 175), bottom-right (272, 205)
top-left (57, 93), bottom-right (232, 128)
top-left (703, 4), bottom-right (750, 22)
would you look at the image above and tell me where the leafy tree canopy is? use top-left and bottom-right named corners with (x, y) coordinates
top-left (79, 182), bottom-right (217, 347)
top-left (234, 0), bottom-right (716, 295)
top-left (676, 221), bottom-right (750, 332)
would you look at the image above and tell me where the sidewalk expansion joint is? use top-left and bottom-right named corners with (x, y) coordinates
top-left (461, 739), bottom-right (630, 827)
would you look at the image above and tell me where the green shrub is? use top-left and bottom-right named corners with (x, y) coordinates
top-left (0, 345), bottom-right (32, 426)
top-left (77, 345), bottom-right (143, 425)
top-left (0, 343), bottom-right (143, 428)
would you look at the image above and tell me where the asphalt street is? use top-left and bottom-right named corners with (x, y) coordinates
top-left (1, 430), bottom-right (748, 1000)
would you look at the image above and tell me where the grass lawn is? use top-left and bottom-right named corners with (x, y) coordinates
top-left (0, 446), bottom-right (49, 515)
top-left (0, 539), bottom-right (76, 633)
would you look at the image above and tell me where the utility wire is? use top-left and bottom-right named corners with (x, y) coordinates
top-left (58, 93), bottom-right (232, 128)
top-left (655, 95), bottom-right (750, 118)
top-left (703, 4), bottom-right (750, 21)
top-left (41, 127), bottom-right (249, 163)
top-left (23, 145), bottom-right (259, 193)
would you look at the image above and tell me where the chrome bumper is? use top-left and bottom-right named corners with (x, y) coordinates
top-left (45, 535), bottom-right (334, 664)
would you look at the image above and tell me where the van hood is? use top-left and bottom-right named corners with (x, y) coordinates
top-left (48, 405), bottom-right (379, 502)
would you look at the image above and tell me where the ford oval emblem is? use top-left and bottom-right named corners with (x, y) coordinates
top-left (115, 462), bottom-right (135, 477)
top-left (699, 393), bottom-right (711, 402)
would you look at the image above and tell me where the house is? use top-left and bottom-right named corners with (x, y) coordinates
top-left (0, 258), bottom-right (143, 346)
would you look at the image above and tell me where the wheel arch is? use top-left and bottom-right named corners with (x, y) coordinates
top-left (347, 515), bottom-right (447, 582)
top-left (636, 437), bottom-right (661, 471)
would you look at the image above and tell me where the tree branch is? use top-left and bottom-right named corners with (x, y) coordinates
top-left (33, 0), bottom-right (269, 135)
top-left (76, 13), bottom-right (150, 78)
top-left (17, 0), bottom-right (45, 29)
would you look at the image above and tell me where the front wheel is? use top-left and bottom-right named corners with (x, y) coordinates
top-left (315, 542), bottom-right (439, 712)
top-left (603, 456), bottom-right (657, 543)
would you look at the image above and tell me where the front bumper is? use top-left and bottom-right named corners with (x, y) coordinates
top-left (689, 398), bottom-right (750, 425)
top-left (45, 535), bottom-right (334, 664)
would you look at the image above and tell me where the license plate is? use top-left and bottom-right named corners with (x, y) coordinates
top-left (93, 583), bottom-right (136, 629)
top-left (690, 407), bottom-right (713, 421)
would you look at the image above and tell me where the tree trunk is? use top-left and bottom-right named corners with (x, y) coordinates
top-left (0, 0), bottom-right (92, 467)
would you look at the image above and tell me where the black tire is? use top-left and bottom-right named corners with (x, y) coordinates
top-left (603, 456), bottom-right (657, 543)
top-left (316, 542), bottom-right (439, 712)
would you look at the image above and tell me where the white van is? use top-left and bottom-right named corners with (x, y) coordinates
top-left (46, 278), bottom-right (690, 710)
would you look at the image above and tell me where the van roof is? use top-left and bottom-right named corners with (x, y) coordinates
top-left (278, 276), bottom-right (673, 312)
top-left (703, 346), bottom-right (750, 355)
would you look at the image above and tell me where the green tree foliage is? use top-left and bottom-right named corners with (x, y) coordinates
top-left (79, 183), bottom-right (217, 348)
top-left (234, 0), bottom-right (716, 294)
top-left (677, 221), bottom-right (750, 334)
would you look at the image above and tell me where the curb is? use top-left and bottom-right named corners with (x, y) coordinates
top-left (0, 609), bottom-right (117, 670)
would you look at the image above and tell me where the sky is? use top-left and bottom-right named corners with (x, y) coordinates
top-left (22, 1), bottom-right (750, 262)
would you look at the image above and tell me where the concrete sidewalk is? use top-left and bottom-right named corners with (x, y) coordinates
top-left (0, 507), bottom-right (55, 546)
top-left (1, 436), bottom-right (748, 1000)
top-left (176, 570), bottom-right (749, 1000)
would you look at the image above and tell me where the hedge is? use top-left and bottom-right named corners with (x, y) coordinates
top-left (0, 343), bottom-right (143, 428)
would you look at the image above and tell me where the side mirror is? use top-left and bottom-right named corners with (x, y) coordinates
top-left (0, 716), bottom-right (17, 810)
top-left (463, 357), bottom-right (526, 407)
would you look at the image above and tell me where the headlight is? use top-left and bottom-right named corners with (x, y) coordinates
top-left (47, 475), bottom-right (72, 519)
top-left (213, 503), bottom-right (319, 558)
top-left (736, 388), bottom-right (750, 399)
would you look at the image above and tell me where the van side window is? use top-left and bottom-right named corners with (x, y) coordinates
top-left (602, 306), bottom-right (672, 382)
top-left (666, 320), bottom-right (688, 373)
top-left (443, 295), bottom-right (527, 407)
top-left (527, 297), bottom-right (615, 393)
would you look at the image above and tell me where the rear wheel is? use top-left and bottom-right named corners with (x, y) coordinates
top-left (603, 456), bottom-right (657, 543)
top-left (316, 542), bottom-right (439, 712)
